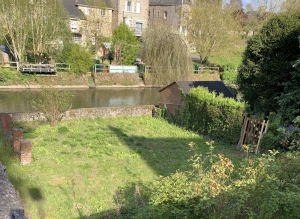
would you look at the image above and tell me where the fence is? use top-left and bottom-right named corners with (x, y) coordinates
top-left (93, 64), bottom-right (137, 74)
top-left (237, 115), bottom-right (269, 153)
top-left (55, 63), bottom-right (70, 71)
top-left (0, 61), bottom-right (20, 71)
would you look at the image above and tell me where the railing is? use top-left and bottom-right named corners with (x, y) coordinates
top-left (21, 63), bottom-right (56, 73)
top-left (194, 67), bottom-right (219, 74)
top-left (93, 64), bottom-right (137, 74)
top-left (0, 61), bottom-right (20, 71)
top-left (55, 63), bottom-right (70, 71)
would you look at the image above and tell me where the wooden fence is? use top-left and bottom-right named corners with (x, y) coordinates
top-left (237, 115), bottom-right (269, 153)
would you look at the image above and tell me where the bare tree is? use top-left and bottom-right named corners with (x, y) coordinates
top-left (140, 24), bottom-right (192, 85)
top-left (28, 0), bottom-right (70, 63)
top-left (187, 0), bottom-right (242, 64)
top-left (0, 0), bottom-right (70, 63)
top-left (0, 0), bottom-right (31, 62)
top-left (83, 0), bottom-right (112, 59)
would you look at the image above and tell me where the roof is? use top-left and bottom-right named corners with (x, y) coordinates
top-left (159, 81), bottom-right (235, 98)
top-left (149, 0), bottom-right (190, 6)
top-left (61, 0), bottom-right (84, 19)
top-left (75, 0), bottom-right (113, 8)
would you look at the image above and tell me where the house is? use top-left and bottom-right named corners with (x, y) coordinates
top-left (148, 0), bottom-right (190, 36)
top-left (158, 81), bottom-right (235, 115)
top-left (61, 0), bottom-right (113, 47)
top-left (110, 0), bottom-right (149, 37)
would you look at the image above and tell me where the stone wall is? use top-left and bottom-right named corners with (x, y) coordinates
top-left (9, 105), bottom-right (155, 122)
top-left (92, 72), bottom-right (140, 86)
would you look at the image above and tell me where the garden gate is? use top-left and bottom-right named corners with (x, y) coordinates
top-left (237, 115), bottom-right (269, 153)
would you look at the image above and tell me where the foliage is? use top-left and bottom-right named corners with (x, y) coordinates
top-left (0, 68), bottom-right (38, 85)
top-left (237, 11), bottom-right (300, 115)
top-left (30, 87), bottom-right (75, 126)
top-left (0, 116), bottom-right (240, 218)
top-left (0, 0), bottom-right (70, 62)
top-left (277, 45), bottom-right (300, 124)
top-left (184, 87), bottom-right (245, 144)
top-left (149, 146), bottom-right (300, 219)
top-left (187, 0), bottom-right (243, 64)
top-left (111, 23), bottom-right (139, 65)
top-left (140, 24), bottom-right (191, 85)
top-left (61, 44), bottom-right (94, 75)
top-left (220, 68), bottom-right (238, 85)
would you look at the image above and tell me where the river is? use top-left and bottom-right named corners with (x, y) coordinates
top-left (0, 87), bottom-right (160, 113)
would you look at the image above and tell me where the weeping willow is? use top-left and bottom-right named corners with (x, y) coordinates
top-left (140, 25), bottom-right (192, 86)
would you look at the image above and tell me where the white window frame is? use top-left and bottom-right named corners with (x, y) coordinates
top-left (101, 9), bottom-right (106, 16)
top-left (136, 2), bottom-right (141, 13)
top-left (125, 1), bottom-right (133, 12)
top-left (85, 7), bottom-right (90, 15)
top-left (164, 11), bottom-right (167, 19)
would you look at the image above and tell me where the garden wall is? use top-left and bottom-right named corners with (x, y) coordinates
top-left (92, 72), bottom-right (140, 86)
top-left (8, 105), bottom-right (155, 122)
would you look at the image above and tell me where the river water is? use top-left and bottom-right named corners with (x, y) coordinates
top-left (0, 88), bottom-right (160, 113)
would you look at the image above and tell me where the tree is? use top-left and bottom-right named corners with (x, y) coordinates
top-left (281, 0), bottom-right (300, 12)
top-left (0, 0), bottom-right (70, 62)
top-left (62, 44), bottom-right (94, 75)
top-left (0, 0), bottom-right (31, 62)
top-left (83, 0), bottom-right (112, 59)
top-left (237, 12), bottom-right (300, 115)
top-left (187, 0), bottom-right (242, 64)
top-left (277, 39), bottom-right (300, 124)
top-left (140, 24), bottom-right (191, 85)
top-left (111, 23), bottom-right (138, 65)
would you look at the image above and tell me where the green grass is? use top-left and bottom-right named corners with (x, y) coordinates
top-left (1, 116), bottom-right (244, 218)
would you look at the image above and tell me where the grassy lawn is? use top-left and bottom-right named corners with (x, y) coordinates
top-left (1, 116), bottom-right (244, 219)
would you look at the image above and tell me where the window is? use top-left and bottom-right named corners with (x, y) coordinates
top-left (101, 9), bottom-right (106, 16)
top-left (125, 18), bottom-right (131, 27)
top-left (96, 22), bottom-right (100, 30)
top-left (135, 22), bottom-right (143, 34)
top-left (73, 33), bottom-right (82, 42)
top-left (164, 11), bottom-right (167, 19)
top-left (148, 10), bottom-right (150, 19)
top-left (126, 1), bottom-right (132, 12)
top-left (157, 11), bottom-right (160, 17)
top-left (70, 20), bottom-right (78, 32)
top-left (136, 2), bottom-right (141, 13)
top-left (85, 7), bottom-right (90, 15)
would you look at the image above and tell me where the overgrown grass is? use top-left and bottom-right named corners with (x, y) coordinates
top-left (1, 116), bottom-right (243, 218)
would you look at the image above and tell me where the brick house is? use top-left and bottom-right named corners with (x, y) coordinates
top-left (110, 0), bottom-right (149, 37)
top-left (158, 81), bottom-right (235, 115)
top-left (148, 0), bottom-right (190, 36)
top-left (62, 0), bottom-right (113, 47)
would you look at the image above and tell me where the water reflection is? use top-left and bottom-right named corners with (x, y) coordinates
top-left (0, 88), bottom-right (160, 113)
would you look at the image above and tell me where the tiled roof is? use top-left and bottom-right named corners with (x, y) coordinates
top-left (160, 81), bottom-right (235, 98)
top-left (61, 0), bottom-right (84, 19)
top-left (149, 0), bottom-right (190, 6)
top-left (75, 0), bottom-right (113, 8)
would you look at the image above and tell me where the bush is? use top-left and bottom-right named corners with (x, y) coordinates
top-left (184, 87), bottom-right (245, 144)
top-left (60, 44), bottom-right (94, 75)
top-left (0, 68), bottom-right (38, 85)
top-left (148, 144), bottom-right (300, 219)
top-left (31, 87), bottom-right (75, 126)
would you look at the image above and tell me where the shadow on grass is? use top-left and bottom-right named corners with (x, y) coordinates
top-left (71, 126), bottom-right (241, 219)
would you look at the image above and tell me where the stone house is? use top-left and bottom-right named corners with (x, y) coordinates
top-left (148, 0), bottom-right (190, 36)
top-left (61, 0), bottom-right (113, 48)
top-left (158, 81), bottom-right (235, 115)
top-left (110, 0), bottom-right (149, 37)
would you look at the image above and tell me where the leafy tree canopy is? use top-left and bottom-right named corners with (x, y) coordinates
top-left (111, 23), bottom-right (138, 65)
top-left (237, 11), bottom-right (300, 115)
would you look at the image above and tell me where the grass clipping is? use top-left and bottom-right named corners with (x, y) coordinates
top-left (140, 25), bottom-right (192, 85)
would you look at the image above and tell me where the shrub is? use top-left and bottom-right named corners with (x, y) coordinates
top-left (148, 144), bottom-right (300, 219)
top-left (60, 44), bottom-right (94, 75)
top-left (184, 87), bottom-right (245, 144)
top-left (31, 87), bottom-right (75, 126)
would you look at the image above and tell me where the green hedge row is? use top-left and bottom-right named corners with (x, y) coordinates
top-left (184, 87), bottom-right (245, 144)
